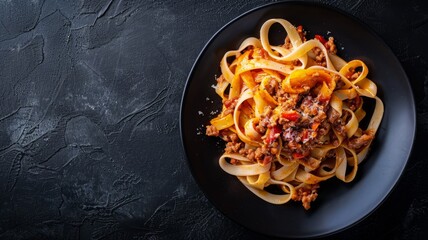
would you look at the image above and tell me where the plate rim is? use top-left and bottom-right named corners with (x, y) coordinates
top-left (179, 1), bottom-right (417, 238)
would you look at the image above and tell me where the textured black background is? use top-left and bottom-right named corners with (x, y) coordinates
top-left (0, 0), bottom-right (427, 239)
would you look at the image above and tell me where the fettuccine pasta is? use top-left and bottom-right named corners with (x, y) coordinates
top-left (205, 19), bottom-right (384, 210)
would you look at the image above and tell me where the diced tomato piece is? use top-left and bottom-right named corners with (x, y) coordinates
top-left (311, 122), bottom-right (320, 131)
top-left (318, 95), bottom-right (331, 103)
top-left (265, 125), bottom-right (282, 145)
top-left (291, 151), bottom-right (309, 159)
top-left (292, 152), bottom-right (306, 159)
top-left (282, 111), bottom-right (300, 121)
top-left (314, 34), bottom-right (327, 45)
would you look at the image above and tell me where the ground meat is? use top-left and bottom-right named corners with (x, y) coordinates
top-left (292, 59), bottom-right (302, 68)
top-left (230, 133), bottom-right (238, 142)
top-left (284, 36), bottom-right (292, 49)
top-left (283, 26), bottom-right (306, 49)
top-left (265, 78), bottom-right (279, 96)
top-left (350, 72), bottom-right (360, 80)
top-left (206, 125), bottom-right (219, 136)
top-left (292, 184), bottom-right (319, 210)
top-left (286, 140), bottom-right (302, 151)
top-left (331, 111), bottom-right (350, 137)
top-left (325, 37), bottom-right (337, 54)
top-left (223, 132), bottom-right (243, 154)
top-left (276, 92), bottom-right (330, 156)
top-left (222, 98), bottom-right (237, 116)
top-left (256, 116), bottom-right (271, 134)
top-left (277, 92), bottom-right (300, 109)
top-left (312, 37), bottom-right (336, 63)
top-left (255, 123), bottom-right (266, 134)
top-left (299, 95), bottom-right (327, 126)
top-left (347, 130), bottom-right (375, 150)
top-left (282, 128), bottom-right (313, 156)
top-left (239, 148), bottom-right (256, 161)
top-left (256, 108), bottom-right (274, 133)
top-left (317, 121), bottom-right (331, 136)
top-left (225, 141), bottom-right (242, 153)
top-left (251, 141), bottom-right (279, 164)
top-left (312, 47), bottom-right (326, 67)
top-left (296, 25), bottom-right (306, 42)
top-left (313, 121), bottom-right (332, 145)
top-left (270, 144), bottom-right (279, 155)
top-left (327, 107), bottom-right (340, 124)
top-left (255, 146), bottom-right (268, 159)
top-left (333, 123), bottom-right (346, 137)
top-left (344, 66), bottom-right (362, 81)
top-left (344, 96), bottom-right (362, 111)
top-left (220, 132), bottom-right (239, 142)
top-left (300, 96), bottom-right (315, 115)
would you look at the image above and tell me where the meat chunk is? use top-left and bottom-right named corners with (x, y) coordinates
top-left (239, 148), bottom-right (256, 161)
top-left (345, 96), bottom-right (362, 111)
top-left (222, 98), bottom-right (237, 116)
top-left (206, 125), bottom-right (219, 137)
top-left (265, 78), bottom-right (279, 96)
top-left (312, 47), bottom-right (326, 67)
top-left (225, 141), bottom-right (242, 153)
top-left (325, 37), bottom-right (337, 54)
top-left (292, 184), bottom-right (319, 210)
top-left (222, 132), bottom-right (243, 154)
top-left (283, 25), bottom-right (306, 49)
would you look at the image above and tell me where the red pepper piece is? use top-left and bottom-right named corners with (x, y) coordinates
top-left (282, 111), bottom-right (300, 122)
top-left (314, 34), bottom-right (327, 45)
top-left (292, 152), bottom-right (306, 159)
top-left (265, 125), bottom-right (282, 145)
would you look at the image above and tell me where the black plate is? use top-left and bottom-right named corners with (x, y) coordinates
top-left (180, 2), bottom-right (415, 238)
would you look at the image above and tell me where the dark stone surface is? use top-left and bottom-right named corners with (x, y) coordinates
top-left (0, 0), bottom-right (427, 239)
